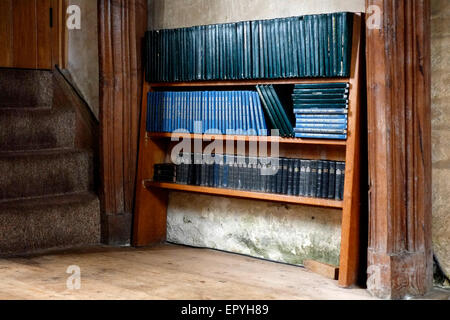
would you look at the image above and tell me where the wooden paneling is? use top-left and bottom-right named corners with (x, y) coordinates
top-left (0, 0), bottom-right (54, 69)
top-left (12, 0), bottom-right (38, 68)
top-left (366, 0), bottom-right (432, 299)
top-left (98, 0), bottom-right (148, 244)
top-left (0, 0), bottom-right (13, 67)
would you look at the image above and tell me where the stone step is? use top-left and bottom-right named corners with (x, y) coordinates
top-left (0, 192), bottom-right (100, 255)
top-left (0, 107), bottom-right (75, 151)
top-left (0, 149), bottom-right (93, 200)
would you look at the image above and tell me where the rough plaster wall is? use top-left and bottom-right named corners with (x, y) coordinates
top-left (149, 0), bottom-right (364, 267)
top-left (148, 0), bottom-right (365, 30)
top-left (431, 0), bottom-right (450, 281)
top-left (67, 0), bottom-right (99, 119)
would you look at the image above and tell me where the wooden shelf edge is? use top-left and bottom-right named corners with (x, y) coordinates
top-left (146, 132), bottom-right (347, 146)
top-left (148, 78), bottom-right (350, 87)
top-left (144, 180), bottom-right (344, 209)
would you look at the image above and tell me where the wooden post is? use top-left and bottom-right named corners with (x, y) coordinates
top-left (365, 0), bottom-right (433, 299)
top-left (98, 0), bottom-right (148, 244)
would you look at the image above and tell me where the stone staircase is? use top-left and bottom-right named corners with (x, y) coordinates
top-left (0, 69), bottom-right (100, 255)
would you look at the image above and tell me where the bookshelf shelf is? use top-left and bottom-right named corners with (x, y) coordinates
top-left (146, 132), bottom-right (347, 146)
top-left (134, 14), bottom-right (363, 288)
top-left (145, 180), bottom-right (344, 209)
top-left (148, 78), bottom-right (350, 88)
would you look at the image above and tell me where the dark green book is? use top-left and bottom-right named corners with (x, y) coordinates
top-left (312, 15), bottom-right (320, 77)
top-left (260, 85), bottom-right (288, 137)
top-left (342, 12), bottom-right (353, 76)
top-left (267, 85), bottom-right (294, 137)
top-left (251, 20), bottom-right (260, 79)
top-left (298, 17), bottom-right (306, 77)
top-left (289, 17), bottom-right (299, 78)
top-left (236, 22), bottom-right (244, 79)
top-left (278, 18), bottom-right (286, 79)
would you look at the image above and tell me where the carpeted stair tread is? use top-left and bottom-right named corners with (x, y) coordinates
top-left (0, 107), bottom-right (75, 151)
top-left (0, 148), bottom-right (93, 200)
top-left (0, 69), bottom-right (53, 109)
top-left (0, 192), bottom-right (100, 255)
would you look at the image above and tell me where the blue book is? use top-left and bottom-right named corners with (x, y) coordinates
top-left (202, 91), bottom-right (208, 133)
top-left (255, 92), bottom-right (268, 136)
top-left (296, 114), bottom-right (347, 119)
top-left (295, 133), bottom-right (347, 140)
top-left (295, 123), bottom-right (347, 130)
top-left (296, 118), bottom-right (348, 124)
top-left (231, 92), bottom-right (236, 132)
top-left (146, 92), bottom-right (152, 132)
top-left (294, 127), bottom-right (347, 134)
top-left (248, 91), bottom-right (257, 135)
top-left (242, 92), bottom-right (249, 133)
top-left (220, 92), bottom-right (225, 133)
top-left (162, 92), bottom-right (168, 132)
top-left (294, 108), bottom-right (348, 114)
top-left (172, 92), bottom-right (178, 131)
top-left (188, 92), bottom-right (193, 133)
top-left (195, 92), bottom-right (201, 133)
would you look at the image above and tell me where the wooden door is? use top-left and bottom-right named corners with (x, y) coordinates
top-left (0, 0), bottom-right (53, 69)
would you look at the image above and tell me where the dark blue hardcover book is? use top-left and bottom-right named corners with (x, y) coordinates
top-left (215, 91), bottom-right (220, 133)
top-left (161, 92), bottom-right (167, 132)
top-left (269, 19), bottom-right (277, 79)
top-left (177, 92), bottom-right (182, 131)
top-left (296, 114), bottom-right (347, 119)
top-left (251, 21), bottom-right (259, 79)
top-left (268, 85), bottom-right (294, 136)
top-left (335, 161), bottom-right (344, 200)
top-left (146, 92), bottom-right (152, 132)
top-left (253, 92), bottom-right (265, 136)
top-left (243, 91), bottom-right (250, 133)
top-left (295, 119), bottom-right (348, 125)
top-left (288, 17), bottom-right (297, 77)
top-left (293, 108), bottom-right (348, 114)
top-left (238, 91), bottom-right (244, 133)
top-left (293, 98), bottom-right (349, 105)
top-left (298, 160), bottom-right (306, 196)
top-left (188, 92), bottom-right (193, 132)
top-left (312, 15), bottom-right (320, 76)
top-left (295, 123), bottom-right (348, 130)
top-left (293, 104), bottom-right (348, 110)
top-left (223, 92), bottom-right (229, 133)
top-left (245, 21), bottom-right (252, 79)
top-left (201, 91), bottom-right (207, 133)
top-left (294, 83), bottom-right (349, 89)
top-left (295, 133), bottom-right (347, 140)
top-left (293, 88), bottom-right (349, 95)
top-left (273, 19), bottom-right (281, 78)
top-left (278, 18), bottom-right (286, 78)
top-left (304, 16), bottom-right (311, 76)
top-left (262, 19), bottom-right (270, 79)
top-left (308, 15), bottom-right (315, 76)
top-left (303, 160), bottom-right (311, 197)
top-left (258, 20), bottom-right (265, 79)
top-left (236, 22), bottom-right (244, 79)
top-left (292, 94), bottom-right (348, 99)
top-left (198, 91), bottom-right (203, 133)
top-left (249, 92), bottom-right (260, 135)
top-left (248, 91), bottom-right (257, 136)
top-left (209, 91), bottom-right (214, 132)
top-left (286, 159), bottom-right (294, 196)
top-left (298, 17), bottom-right (307, 77)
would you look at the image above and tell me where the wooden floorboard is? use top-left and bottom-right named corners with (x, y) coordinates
top-left (1, 244), bottom-right (378, 300)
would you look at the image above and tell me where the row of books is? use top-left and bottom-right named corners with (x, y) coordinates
top-left (153, 154), bottom-right (346, 200)
top-left (146, 91), bottom-right (268, 135)
top-left (145, 12), bottom-right (353, 82)
top-left (256, 85), bottom-right (294, 137)
top-left (293, 83), bottom-right (349, 140)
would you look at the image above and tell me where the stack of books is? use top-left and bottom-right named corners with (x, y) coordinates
top-left (163, 153), bottom-right (345, 201)
top-left (146, 91), bottom-right (267, 135)
top-left (256, 85), bottom-right (294, 137)
top-left (145, 12), bottom-right (354, 82)
top-left (293, 83), bottom-right (349, 140)
top-left (153, 164), bottom-right (176, 183)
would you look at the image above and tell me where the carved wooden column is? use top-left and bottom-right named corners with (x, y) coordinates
top-left (98, 0), bottom-right (147, 244)
top-left (366, 0), bottom-right (433, 298)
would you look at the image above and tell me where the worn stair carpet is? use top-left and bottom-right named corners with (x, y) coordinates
top-left (0, 69), bottom-right (100, 255)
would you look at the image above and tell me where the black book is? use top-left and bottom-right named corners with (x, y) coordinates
top-left (316, 161), bottom-right (323, 198)
top-left (292, 159), bottom-right (300, 196)
top-left (328, 161), bottom-right (336, 199)
top-left (310, 160), bottom-right (318, 197)
top-left (321, 161), bottom-right (330, 199)
top-left (335, 161), bottom-right (344, 200)
top-left (281, 158), bottom-right (289, 195)
top-left (200, 154), bottom-right (207, 186)
top-left (339, 161), bottom-right (346, 200)
top-left (287, 158), bottom-right (294, 196)
top-left (304, 160), bottom-right (311, 197)
top-left (194, 153), bottom-right (202, 186)
top-left (270, 158), bottom-right (278, 194)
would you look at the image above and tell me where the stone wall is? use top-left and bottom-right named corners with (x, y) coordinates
top-left (149, 0), bottom-right (365, 267)
top-left (66, 0), bottom-right (99, 119)
top-left (431, 0), bottom-right (450, 284)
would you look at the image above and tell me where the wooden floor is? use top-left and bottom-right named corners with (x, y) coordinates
top-left (0, 244), bottom-right (378, 300)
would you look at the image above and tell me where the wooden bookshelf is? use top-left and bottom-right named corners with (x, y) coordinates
top-left (146, 132), bottom-right (348, 146)
top-left (133, 14), bottom-right (363, 288)
top-left (149, 78), bottom-right (350, 88)
top-left (145, 180), bottom-right (344, 209)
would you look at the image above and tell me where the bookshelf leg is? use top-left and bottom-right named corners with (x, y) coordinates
top-left (132, 184), bottom-right (168, 246)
